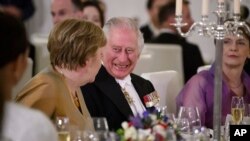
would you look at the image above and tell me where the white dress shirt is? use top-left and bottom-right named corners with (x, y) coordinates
top-left (116, 75), bottom-right (146, 116)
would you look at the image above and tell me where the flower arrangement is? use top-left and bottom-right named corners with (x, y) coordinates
top-left (116, 108), bottom-right (182, 141)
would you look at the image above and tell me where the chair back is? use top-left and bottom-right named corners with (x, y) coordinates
top-left (134, 43), bottom-right (184, 85)
top-left (31, 33), bottom-right (50, 74)
top-left (197, 65), bottom-right (211, 73)
top-left (12, 58), bottom-right (33, 99)
top-left (141, 70), bottom-right (182, 114)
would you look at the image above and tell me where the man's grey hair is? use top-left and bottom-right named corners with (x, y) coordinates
top-left (102, 17), bottom-right (144, 53)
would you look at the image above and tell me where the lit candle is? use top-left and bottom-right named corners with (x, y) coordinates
top-left (234, 0), bottom-right (240, 14)
top-left (202, 0), bottom-right (209, 16)
top-left (176, 0), bottom-right (183, 16)
top-left (218, 0), bottom-right (224, 3)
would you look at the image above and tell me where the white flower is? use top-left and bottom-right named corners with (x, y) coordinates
top-left (137, 128), bottom-right (152, 140)
top-left (147, 134), bottom-right (155, 141)
top-left (121, 121), bottom-right (129, 129)
top-left (149, 114), bottom-right (157, 121)
top-left (124, 126), bottom-right (137, 140)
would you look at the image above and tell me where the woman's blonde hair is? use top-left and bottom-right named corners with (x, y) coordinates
top-left (48, 19), bottom-right (106, 70)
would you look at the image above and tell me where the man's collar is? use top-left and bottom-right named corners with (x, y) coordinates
top-left (159, 28), bottom-right (176, 34)
top-left (115, 75), bottom-right (132, 88)
top-left (148, 22), bottom-right (160, 36)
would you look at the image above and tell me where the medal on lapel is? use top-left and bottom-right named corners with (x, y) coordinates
top-left (143, 91), bottom-right (160, 107)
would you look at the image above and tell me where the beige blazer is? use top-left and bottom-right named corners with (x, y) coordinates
top-left (15, 66), bottom-right (94, 131)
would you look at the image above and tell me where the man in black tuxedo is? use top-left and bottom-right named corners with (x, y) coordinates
top-left (81, 17), bottom-right (158, 131)
top-left (152, 1), bottom-right (204, 82)
top-left (140, 0), bottom-right (169, 43)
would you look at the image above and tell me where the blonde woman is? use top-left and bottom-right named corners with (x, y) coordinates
top-left (16, 19), bottom-right (106, 131)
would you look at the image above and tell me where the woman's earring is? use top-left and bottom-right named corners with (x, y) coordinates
top-left (59, 70), bottom-right (64, 77)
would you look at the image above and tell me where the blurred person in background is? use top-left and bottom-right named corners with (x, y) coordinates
top-left (152, 0), bottom-right (204, 82)
top-left (0, 0), bottom-right (36, 75)
top-left (0, 12), bottom-right (57, 141)
top-left (16, 19), bottom-right (106, 131)
top-left (80, 0), bottom-right (104, 27)
top-left (0, 0), bottom-right (35, 21)
top-left (51, 0), bottom-right (82, 25)
top-left (140, 0), bottom-right (169, 43)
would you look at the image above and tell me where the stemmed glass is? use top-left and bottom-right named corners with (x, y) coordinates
top-left (156, 106), bottom-right (168, 115)
top-left (55, 116), bottom-right (71, 141)
top-left (92, 117), bottom-right (112, 141)
top-left (157, 106), bottom-right (176, 123)
top-left (177, 106), bottom-right (201, 134)
top-left (231, 96), bottom-right (245, 125)
top-left (92, 117), bottom-right (109, 131)
top-left (71, 130), bottom-right (99, 141)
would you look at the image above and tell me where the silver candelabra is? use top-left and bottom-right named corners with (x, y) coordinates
top-left (173, 1), bottom-right (250, 141)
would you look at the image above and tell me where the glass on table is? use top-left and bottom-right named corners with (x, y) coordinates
top-left (97, 131), bottom-right (119, 141)
top-left (177, 118), bottom-right (190, 134)
top-left (157, 106), bottom-right (177, 123)
top-left (156, 105), bottom-right (168, 116)
top-left (192, 126), bottom-right (210, 141)
top-left (92, 117), bottom-right (109, 131)
top-left (177, 106), bottom-right (201, 133)
top-left (71, 130), bottom-right (99, 141)
top-left (166, 113), bottom-right (177, 124)
top-left (55, 116), bottom-right (70, 141)
top-left (231, 96), bottom-right (245, 125)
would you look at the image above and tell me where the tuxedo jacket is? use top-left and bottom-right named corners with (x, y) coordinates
top-left (152, 32), bottom-right (205, 82)
top-left (15, 66), bottom-right (94, 131)
top-left (140, 24), bottom-right (154, 43)
top-left (81, 66), bottom-right (156, 131)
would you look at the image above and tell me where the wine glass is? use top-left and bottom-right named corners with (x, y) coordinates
top-left (157, 106), bottom-right (176, 123)
top-left (55, 116), bottom-right (70, 141)
top-left (231, 96), bottom-right (245, 125)
top-left (156, 105), bottom-right (168, 116)
top-left (166, 113), bottom-right (177, 123)
top-left (177, 106), bottom-right (201, 133)
top-left (92, 117), bottom-right (109, 131)
top-left (177, 107), bottom-right (189, 134)
top-left (71, 130), bottom-right (99, 141)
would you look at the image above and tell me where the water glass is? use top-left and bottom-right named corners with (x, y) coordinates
top-left (157, 106), bottom-right (176, 123)
top-left (166, 113), bottom-right (177, 123)
top-left (177, 118), bottom-right (190, 134)
top-left (178, 106), bottom-right (201, 132)
top-left (92, 117), bottom-right (109, 131)
top-left (55, 116), bottom-right (70, 141)
top-left (96, 131), bottom-right (119, 141)
top-left (156, 105), bottom-right (168, 116)
top-left (191, 126), bottom-right (209, 141)
top-left (71, 130), bottom-right (99, 141)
